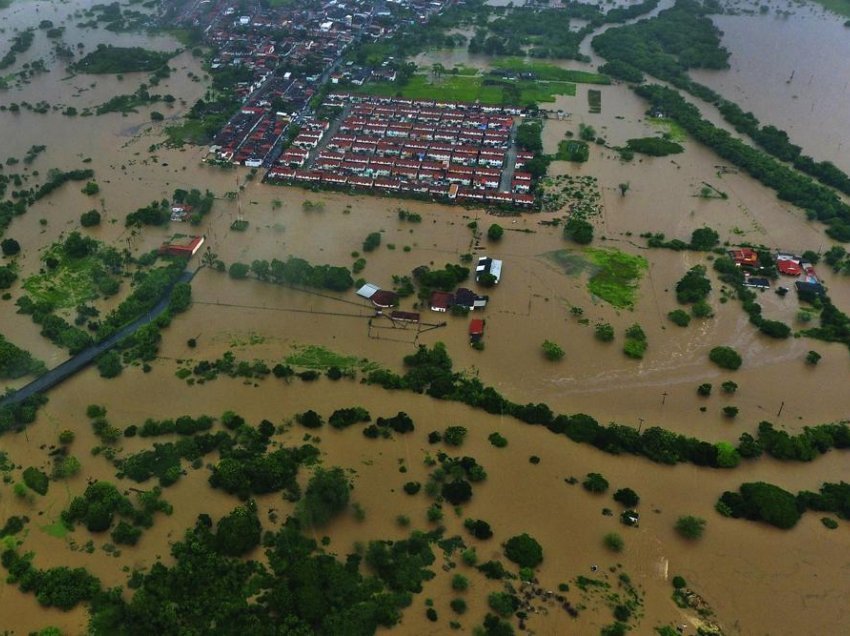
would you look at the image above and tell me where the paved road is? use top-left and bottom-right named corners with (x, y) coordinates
top-left (0, 269), bottom-right (197, 407)
top-left (499, 120), bottom-right (519, 192)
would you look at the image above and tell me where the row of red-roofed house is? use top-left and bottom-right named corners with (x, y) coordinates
top-left (266, 167), bottom-right (534, 206)
top-left (324, 135), bottom-right (510, 168)
top-left (325, 93), bottom-right (524, 116)
top-left (349, 104), bottom-right (514, 130)
top-left (339, 118), bottom-right (510, 147)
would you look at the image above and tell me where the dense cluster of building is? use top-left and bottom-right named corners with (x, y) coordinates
top-left (267, 96), bottom-right (536, 207)
top-left (730, 247), bottom-right (825, 296)
top-left (170, 0), bottom-right (453, 168)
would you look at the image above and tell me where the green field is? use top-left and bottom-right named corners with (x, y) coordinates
top-left (585, 248), bottom-right (647, 310)
top-left (285, 345), bottom-right (379, 373)
top-left (490, 57), bottom-right (611, 85)
top-left (808, 0), bottom-right (850, 18)
top-left (546, 248), bottom-right (647, 309)
top-left (23, 253), bottom-right (105, 308)
top-left (354, 73), bottom-right (575, 105)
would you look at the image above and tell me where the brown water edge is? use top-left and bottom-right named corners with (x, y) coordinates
top-left (3, 368), bottom-right (850, 634)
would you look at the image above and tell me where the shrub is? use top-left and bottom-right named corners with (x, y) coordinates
top-left (709, 346), bottom-right (742, 370)
top-left (541, 340), bottom-right (565, 361)
top-left (450, 598), bottom-right (467, 614)
top-left (722, 406), bottom-right (739, 418)
top-left (362, 232), bottom-right (381, 252)
top-left (464, 518), bottom-right (493, 540)
top-left (692, 300), bottom-right (714, 318)
top-left (443, 426), bottom-right (468, 447)
top-left (613, 488), bottom-right (639, 508)
top-left (23, 467), bottom-right (49, 495)
top-left (488, 432), bottom-right (508, 448)
top-left (595, 322), bottom-right (614, 341)
top-left (671, 575), bottom-right (687, 589)
top-left (426, 608), bottom-right (438, 622)
top-left (488, 591), bottom-right (519, 617)
top-left (296, 410), bottom-right (323, 428)
top-left (451, 574), bottom-right (469, 591)
top-left (583, 472), bottom-right (609, 493)
top-left (504, 533), bottom-right (543, 568)
top-left (667, 309), bottom-right (691, 327)
top-left (675, 266), bottom-right (711, 304)
top-left (821, 517), bottom-right (839, 530)
top-left (228, 262), bottom-right (249, 279)
top-left (403, 481), bottom-right (421, 495)
top-left (96, 351), bottom-right (123, 378)
top-left (59, 430), bottom-right (75, 445)
top-left (603, 532), bottom-right (624, 552)
top-left (697, 383), bottom-right (712, 396)
top-left (487, 224), bottom-right (504, 241)
top-left (806, 350), bottom-right (822, 365)
top-left (1, 238), bottom-right (21, 256)
top-left (80, 209), bottom-right (102, 227)
top-left (721, 381), bottom-right (738, 394)
top-left (674, 515), bottom-right (706, 540)
top-left (564, 218), bottom-right (593, 244)
top-left (441, 479), bottom-right (473, 505)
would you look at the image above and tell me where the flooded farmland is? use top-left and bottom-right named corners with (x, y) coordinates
top-left (2, 0), bottom-right (850, 634)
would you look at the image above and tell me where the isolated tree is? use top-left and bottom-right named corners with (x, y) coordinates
top-left (504, 533), bottom-right (543, 568)
top-left (675, 515), bottom-right (706, 540)
top-left (618, 182), bottom-right (630, 196)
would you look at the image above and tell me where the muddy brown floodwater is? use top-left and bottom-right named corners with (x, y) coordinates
top-left (2, 0), bottom-right (850, 634)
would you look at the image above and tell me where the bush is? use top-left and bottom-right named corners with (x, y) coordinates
top-left (403, 481), bottom-right (421, 495)
top-left (451, 574), bottom-right (469, 591)
top-left (97, 351), bottom-right (123, 378)
top-left (541, 340), bottom-right (565, 361)
top-left (504, 533), bottom-right (543, 568)
top-left (583, 472), bottom-right (609, 493)
top-left (721, 381), bottom-right (738, 394)
top-left (450, 598), bottom-right (467, 614)
top-left (697, 383), bottom-right (712, 396)
top-left (464, 518), bottom-right (493, 540)
top-left (296, 410), bottom-right (323, 429)
top-left (613, 488), bottom-right (639, 508)
top-left (80, 209), bottom-right (102, 227)
top-left (676, 266), bottom-right (711, 304)
top-left (228, 262), bottom-right (250, 279)
top-left (667, 309), bottom-right (691, 327)
top-left (806, 350), bottom-right (822, 365)
top-left (23, 467), bottom-right (49, 495)
top-left (441, 479), bottom-right (473, 505)
top-left (362, 232), bottom-right (381, 252)
top-left (564, 218), bottom-right (593, 244)
top-left (59, 430), bottom-right (75, 445)
top-left (671, 575), bottom-right (687, 589)
top-left (1, 238), bottom-right (21, 256)
top-left (488, 591), bottom-right (519, 617)
top-left (487, 224), bottom-right (504, 241)
top-left (443, 426), bottom-right (468, 446)
top-left (603, 532), bottom-right (624, 552)
top-left (821, 517), bottom-right (839, 530)
top-left (674, 515), bottom-right (706, 540)
top-left (595, 322), bottom-right (615, 341)
top-left (488, 432), bottom-right (508, 448)
top-left (709, 346), bottom-right (742, 370)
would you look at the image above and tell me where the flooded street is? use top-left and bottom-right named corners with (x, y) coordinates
top-left (2, 0), bottom-right (850, 634)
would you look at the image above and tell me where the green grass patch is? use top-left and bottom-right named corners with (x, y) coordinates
top-left (285, 345), bottom-right (379, 373)
top-left (588, 89), bottom-right (601, 114)
top-left (41, 519), bottom-right (69, 538)
top-left (23, 251), bottom-right (106, 308)
top-left (585, 248), bottom-right (647, 310)
top-left (353, 74), bottom-right (575, 105)
top-left (545, 249), bottom-right (591, 277)
top-left (164, 120), bottom-right (212, 146)
top-left (491, 57), bottom-right (610, 84)
top-left (647, 117), bottom-right (686, 142)
top-left (807, 0), bottom-right (850, 18)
